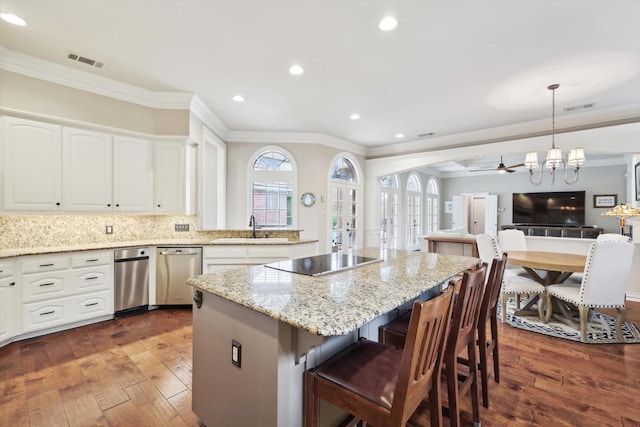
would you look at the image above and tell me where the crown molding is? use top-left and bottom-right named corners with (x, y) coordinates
top-left (189, 95), bottom-right (229, 140)
top-left (0, 46), bottom-right (192, 109)
top-left (225, 130), bottom-right (368, 156)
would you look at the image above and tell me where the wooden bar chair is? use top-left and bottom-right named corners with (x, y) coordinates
top-left (459, 254), bottom-right (507, 409)
top-left (378, 266), bottom-right (487, 427)
top-left (305, 285), bottom-right (455, 427)
top-left (442, 265), bottom-right (486, 427)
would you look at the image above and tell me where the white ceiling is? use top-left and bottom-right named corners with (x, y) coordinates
top-left (1, 0), bottom-right (639, 167)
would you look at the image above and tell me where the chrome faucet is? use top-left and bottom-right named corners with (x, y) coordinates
top-left (249, 215), bottom-right (257, 238)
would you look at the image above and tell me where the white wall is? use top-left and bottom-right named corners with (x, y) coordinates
top-left (440, 164), bottom-right (627, 234)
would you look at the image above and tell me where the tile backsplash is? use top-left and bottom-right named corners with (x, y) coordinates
top-left (0, 215), bottom-right (300, 249)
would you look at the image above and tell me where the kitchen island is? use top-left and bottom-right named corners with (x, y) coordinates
top-left (187, 248), bottom-right (479, 427)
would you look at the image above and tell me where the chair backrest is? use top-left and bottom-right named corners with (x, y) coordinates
top-left (392, 285), bottom-right (455, 425)
top-left (580, 240), bottom-right (635, 306)
top-left (446, 265), bottom-right (488, 355)
top-left (596, 233), bottom-right (630, 242)
top-left (476, 234), bottom-right (502, 264)
top-left (498, 229), bottom-right (527, 252)
top-left (478, 254), bottom-right (508, 325)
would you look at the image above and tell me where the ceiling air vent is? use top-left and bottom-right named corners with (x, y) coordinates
top-left (417, 132), bottom-right (435, 138)
top-left (563, 103), bottom-right (594, 112)
top-left (67, 52), bottom-right (104, 69)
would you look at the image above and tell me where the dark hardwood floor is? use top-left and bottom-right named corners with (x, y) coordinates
top-left (1, 302), bottom-right (640, 426)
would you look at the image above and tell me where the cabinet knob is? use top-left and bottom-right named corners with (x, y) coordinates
top-left (56, 202), bottom-right (61, 206)
top-left (116, 204), bottom-right (120, 207)
top-left (107, 204), bottom-right (111, 207)
top-left (9, 282), bottom-right (15, 286)
top-left (157, 204), bottom-right (161, 207)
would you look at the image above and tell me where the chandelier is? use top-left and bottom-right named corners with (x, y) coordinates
top-left (524, 84), bottom-right (585, 185)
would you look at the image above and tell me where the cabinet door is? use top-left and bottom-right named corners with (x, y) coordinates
top-left (63, 128), bottom-right (113, 211)
top-left (0, 277), bottom-right (18, 343)
top-left (2, 117), bottom-right (62, 211)
top-left (154, 141), bottom-right (185, 214)
top-left (113, 136), bottom-right (153, 212)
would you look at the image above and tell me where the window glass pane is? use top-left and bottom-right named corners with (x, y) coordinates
top-left (252, 180), bottom-right (293, 228)
top-left (331, 158), bottom-right (357, 182)
top-left (253, 151), bottom-right (292, 171)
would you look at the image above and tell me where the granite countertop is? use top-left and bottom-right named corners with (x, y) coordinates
top-left (0, 238), bottom-right (318, 259)
top-left (187, 248), bottom-right (479, 337)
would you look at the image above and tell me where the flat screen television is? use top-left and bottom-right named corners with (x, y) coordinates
top-left (512, 191), bottom-right (585, 226)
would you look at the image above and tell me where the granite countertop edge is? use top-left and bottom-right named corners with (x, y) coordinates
top-left (0, 239), bottom-right (319, 259)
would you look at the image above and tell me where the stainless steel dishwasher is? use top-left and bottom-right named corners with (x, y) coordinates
top-left (156, 247), bottom-right (202, 306)
top-left (114, 247), bottom-right (150, 316)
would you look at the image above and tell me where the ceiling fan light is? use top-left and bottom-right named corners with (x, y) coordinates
top-left (568, 147), bottom-right (585, 166)
top-left (524, 152), bottom-right (538, 169)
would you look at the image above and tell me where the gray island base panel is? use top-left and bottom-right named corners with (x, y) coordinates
top-left (188, 248), bottom-right (479, 427)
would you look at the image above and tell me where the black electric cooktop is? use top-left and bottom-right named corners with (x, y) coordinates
top-left (265, 253), bottom-right (383, 276)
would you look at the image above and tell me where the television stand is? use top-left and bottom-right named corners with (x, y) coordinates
top-left (501, 224), bottom-right (603, 239)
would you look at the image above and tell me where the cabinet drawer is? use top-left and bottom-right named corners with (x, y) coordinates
top-left (22, 300), bottom-right (67, 333)
top-left (69, 266), bottom-right (112, 292)
top-left (0, 263), bottom-right (15, 278)
top-left (22, 272), bottom-right (67, 302)
top-left (247, 246), bottom-right (291, 258)
top-left (71, 252), bottom-right (112, 268)
top-left (22, 256), bottom-right (70, 274)
top-left (74, 291), bottom-right (112, 319)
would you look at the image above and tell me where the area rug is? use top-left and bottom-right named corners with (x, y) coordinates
top-left (499, 298), bottom-right (640, 344)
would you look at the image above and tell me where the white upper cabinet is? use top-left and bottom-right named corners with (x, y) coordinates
top-left (154, 141), bottom-right (185, 214)
top-left (63, 128), bottom-right (113, 211)
top-left (113, 135), bottom-right (154, 212)
top-left (2, 117), bottom-right (63, 211)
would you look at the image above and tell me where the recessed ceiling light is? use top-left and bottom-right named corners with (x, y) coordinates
top-left (1, 12), bottom-right (27, 26)
top-left (395, 133), bottom-right (404, 139)
top-left (289, 64), bottom-right (304, 75)
top-left (378, 16), bottom-right (397, 31)
top-left (350, 114), bottom-right (361, 120)
top-left (232, 95), bottom-right (245, 102)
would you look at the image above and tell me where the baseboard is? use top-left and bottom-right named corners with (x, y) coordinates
top-left (627, 291), bottom-right (640, 302)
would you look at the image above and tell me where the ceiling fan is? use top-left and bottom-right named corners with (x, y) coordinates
top-left (470, 156), bottom-right (525, 174)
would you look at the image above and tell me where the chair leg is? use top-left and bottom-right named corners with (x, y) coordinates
top-left (616, 306), bottom-right (627, 341)
top-left (428, 369), bottom-right (444, 427)
top-left (544, 293), bottom-right (553, 324)
top-left (445, 352), bottom-right (461, 427)
top-left (501, 294), bottom-right (507, 322)
top-left (477, 326), bottom-right (489, 409)
top-left (537, 292), bottom-right (546, 323)
top-left (578, 306), bottom-right (589, 342)
top-left (467, 341), bottom-right (481, 426)
top-left (490, 314), bottom-right (500, 385)
top-left (305, 371), bottom-right (318, 427)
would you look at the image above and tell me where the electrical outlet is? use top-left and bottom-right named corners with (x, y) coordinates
top-left (175, 224), bottom-right (189, 232)
top-left (232, 340), bottom-right (241, 368)
top-left (105, 225), bottom-right (113, 234)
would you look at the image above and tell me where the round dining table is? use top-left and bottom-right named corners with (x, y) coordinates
top-left (506, 250), bottom-right (587, 285)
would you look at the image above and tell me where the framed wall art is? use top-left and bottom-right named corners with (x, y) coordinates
top-left (593, 194), bottom-right (617, 208)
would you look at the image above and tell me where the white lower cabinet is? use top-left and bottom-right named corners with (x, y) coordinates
top-left (0, 261), bottom-right (18, 344)
top-left (16, 250), bottom-right (114, 338)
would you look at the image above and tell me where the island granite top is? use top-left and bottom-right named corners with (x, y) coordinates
top-left (187, 248), bottom-right (479, 336)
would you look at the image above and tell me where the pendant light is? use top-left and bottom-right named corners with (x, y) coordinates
top-left (525, 84), bottom-right (585, 185)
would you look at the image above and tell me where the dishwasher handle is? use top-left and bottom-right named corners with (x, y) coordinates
top-left (159, 250), bottom-right (199, 256)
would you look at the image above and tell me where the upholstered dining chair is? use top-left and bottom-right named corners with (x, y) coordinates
top-left (476, 234), bottom-right (546, 322)
top-left (545, 240), bottom-right (635, 342)
top-left (306, 285), bottom-right (455, 427)
top-left (596, 233), bottom-right (630, 242)
top-left (497, 229), bottom-right (527, 252)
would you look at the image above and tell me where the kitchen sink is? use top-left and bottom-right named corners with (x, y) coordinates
top-left (211, 237), bottom-right (289, 244)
